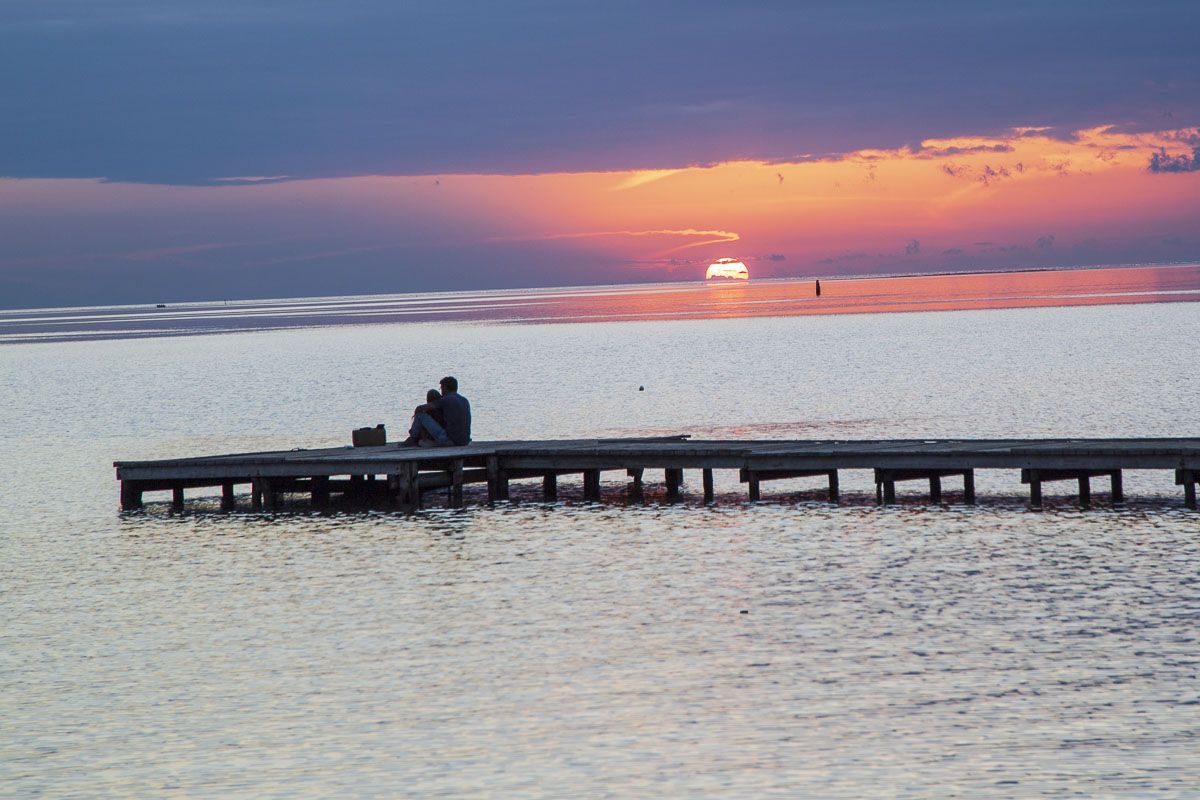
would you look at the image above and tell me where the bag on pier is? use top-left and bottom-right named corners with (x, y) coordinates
top-left (352, 424), bottom-right (387, 447)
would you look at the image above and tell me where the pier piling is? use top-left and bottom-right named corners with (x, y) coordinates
top-left (583, 469), bottom-right (602, 502)
top-left (665, 468), bottom-right (683, 501)
top-left (1178, 469), bottom-right (1197, 509)
top-left (120, 481), bottom-right (143, 511)
top-left (627, 469), bottom-right (644, 501)
top-left (221, 481), bottom-right (236, 511)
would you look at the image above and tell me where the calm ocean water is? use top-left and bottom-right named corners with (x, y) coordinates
top-left (3, 270), bottom-right (1199, 797)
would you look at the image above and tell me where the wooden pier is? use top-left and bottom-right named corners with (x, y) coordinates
top-left (114, 437), bottom-right (1200, 512)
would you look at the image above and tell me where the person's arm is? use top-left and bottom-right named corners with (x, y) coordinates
top-left (414, 397), bottom-right (442, 415)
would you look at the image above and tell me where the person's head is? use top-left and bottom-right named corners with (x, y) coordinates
top-left (439, 376), bottom-right (458, 394)
top-left (426, 389), bottom-right (441, 404)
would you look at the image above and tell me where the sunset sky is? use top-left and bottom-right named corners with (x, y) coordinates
top-left (2, 1), bottom-right (1199, 308)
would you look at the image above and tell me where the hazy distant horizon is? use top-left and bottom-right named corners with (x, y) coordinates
top-left (5, 263), bottom-right (1198, 346)
top-left (4, 259), bottom-right (1200, 315)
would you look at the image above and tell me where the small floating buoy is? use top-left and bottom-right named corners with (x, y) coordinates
top-left (740, 609), bottom-right (749, 614)
top-left (638, 386), bottom-right (644, 391)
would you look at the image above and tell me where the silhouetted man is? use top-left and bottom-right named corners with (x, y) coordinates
top-left (404, 376), bottom-right (472, 447)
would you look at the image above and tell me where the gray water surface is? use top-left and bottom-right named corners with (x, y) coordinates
top-left (2, 302), bottom-right (1198, 797)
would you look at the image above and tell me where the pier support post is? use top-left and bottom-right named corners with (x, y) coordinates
top-left (875, 468), bottom-right (976, 505)
top-left (702, 469), bottom-right (714, 504)
top-left (583, 469), bottom-right (602, 502)
top-left (311, 476), bottom-right (329, 509)
top-left (827, 471), bottom-right (839, 504)
top-left (665, 468), bottom-right (683, 502)
top-left (120, 481), bottom-right (144, 511)
top-left (1178, 469), bottom-right (1197, 509)
top-left (627, 469), bottom-right (644, 501)
top-left (747, 472), bottom-right (761, 502)
top-left (543, 473), bottom-right (558, 502)
top-left (387, 473), bottom-right (400, 509)
top-left (398, 463), bottom-right (419, 512)
top-left (261, 479), bottom-right (279, 510)
top-left (1028, 470), bottom-right (1042, 510)
top-left (1078, 476), bottom-right (1091, 509)
top-left (449, 460), bottom-right (464, 508)
top-left (1110, 471), bottom-right (1123, 503)
top-left (486, 457), bottom-right (509, 503)
top-left (221, 481), bottom-right (236, 511)
top-left (170, 486), bottom-right (185, 513)
top-left (251, 479), bottom-right (264, 511)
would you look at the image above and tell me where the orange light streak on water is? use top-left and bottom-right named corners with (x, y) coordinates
top-left (502, 265), bottom-right (1200, 324)
top-left (2, 265), bottom-right (1198, 343)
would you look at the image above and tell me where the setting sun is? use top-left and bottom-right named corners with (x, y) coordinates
top-left (705, 258), bottom-right (750, 281)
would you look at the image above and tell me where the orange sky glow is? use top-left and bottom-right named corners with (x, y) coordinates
top-left (2, 124), bottom-right (1198, 300)
top-left (445, 125), bottom-right (1200, 277)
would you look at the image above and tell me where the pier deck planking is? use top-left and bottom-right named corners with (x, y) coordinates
top-left (115, 437), bottom-right (1200, 511)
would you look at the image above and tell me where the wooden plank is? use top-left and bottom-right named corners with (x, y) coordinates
top-left (1019, 468), bottom-right (1119, 483)
top-left (416, 468), bottom-right (488, 490)
top-left (748, 453), bottom-right (1197, 471)
top-left (742, 469), bottom-right (842, 481)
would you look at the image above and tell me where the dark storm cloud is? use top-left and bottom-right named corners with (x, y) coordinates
top-left (2, 0), bottom-right (1199, 184)
top-left (1148, 146), bottom-right (1200, 172)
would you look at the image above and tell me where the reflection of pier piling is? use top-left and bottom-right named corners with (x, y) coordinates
top-left (115, 437), bottom-right (1200, 513)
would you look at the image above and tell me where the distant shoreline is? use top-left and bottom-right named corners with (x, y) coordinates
top-left (2, 261), bottom-right (1199, 316)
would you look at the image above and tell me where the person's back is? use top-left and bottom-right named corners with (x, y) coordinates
top-left (437, 390), bottom-right (471, 446)
top-left (405, 375), bottom-right (471, 447)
